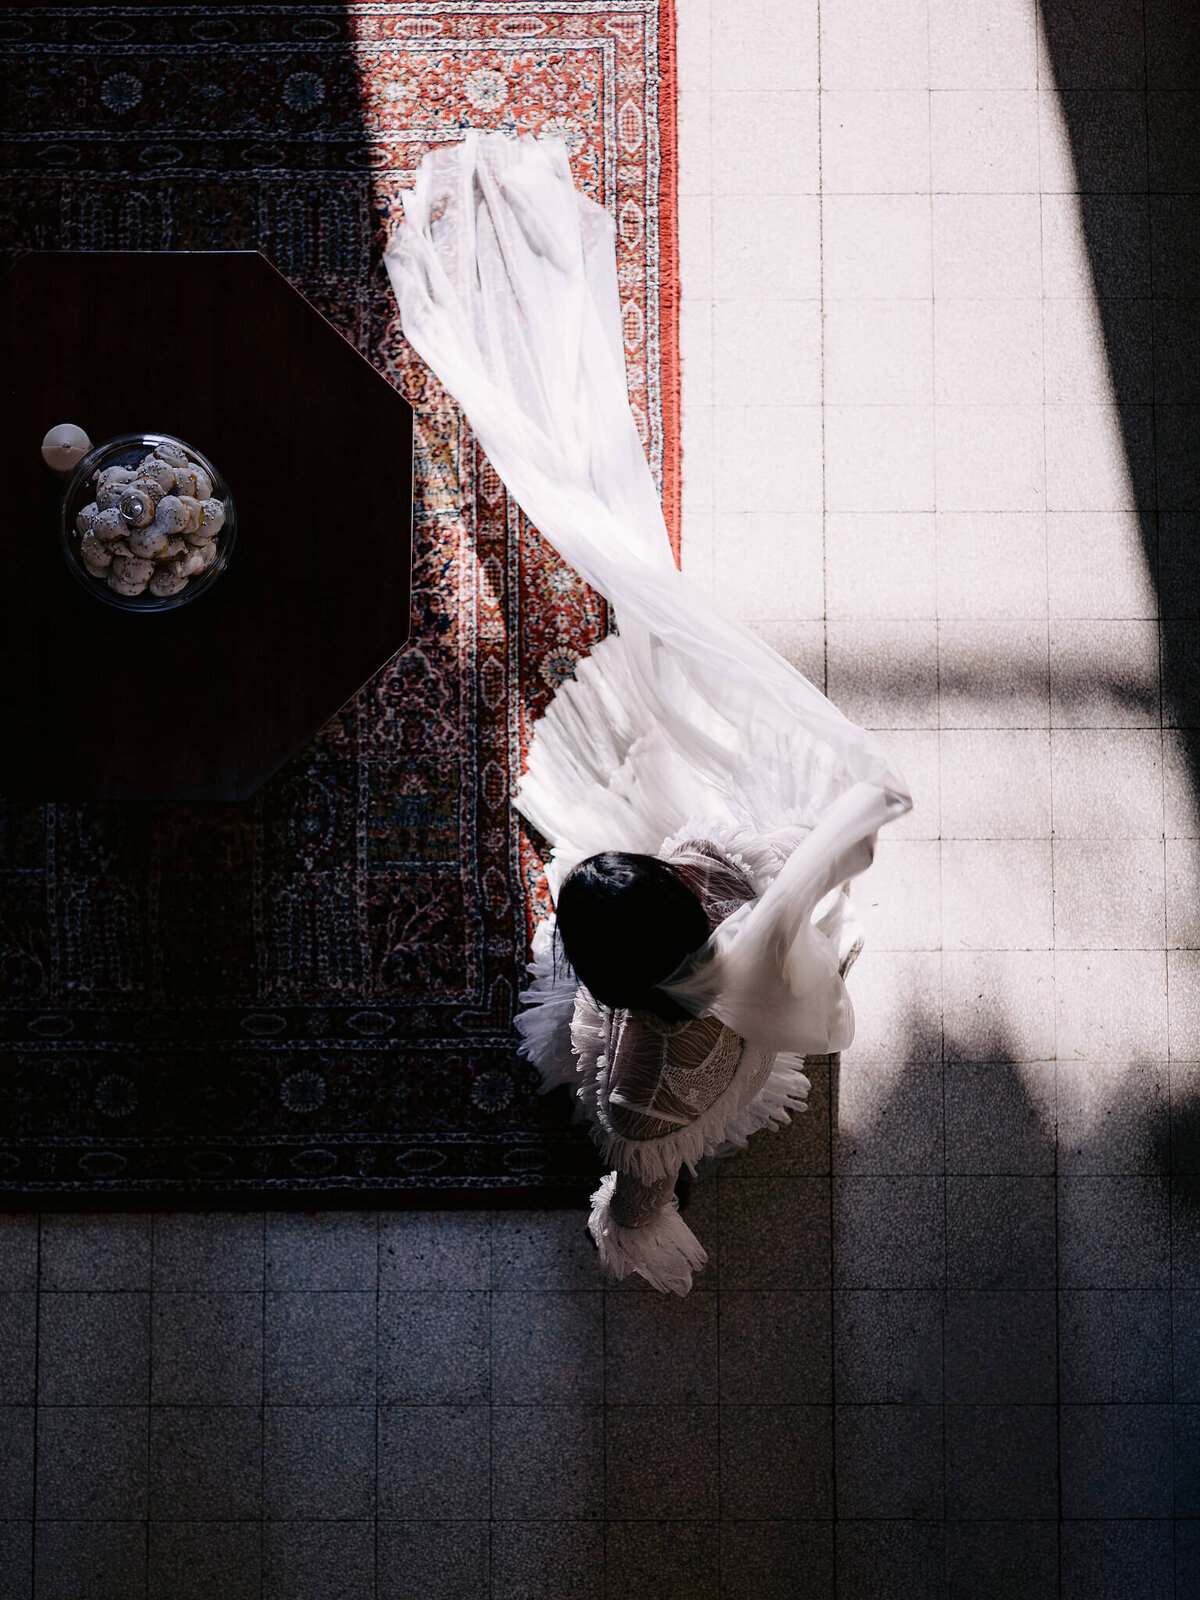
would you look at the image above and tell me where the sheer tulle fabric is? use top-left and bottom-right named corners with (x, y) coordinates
top-left (385, 132), bottom-right (911, 1060)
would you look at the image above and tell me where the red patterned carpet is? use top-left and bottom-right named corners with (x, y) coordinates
top-left (0, 2), bottom-right (679, 1197)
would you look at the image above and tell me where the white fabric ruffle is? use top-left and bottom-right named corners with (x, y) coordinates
top-left (513, 916), bottom-right (578, 1094)
top-left (573, 1004), bottom-right (802, 1191)
top-left (587, 1172), bottom-right (707, 1295)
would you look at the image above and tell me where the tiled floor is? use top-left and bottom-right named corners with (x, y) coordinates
top-left (3, 0), bottom-right (1200, 1594)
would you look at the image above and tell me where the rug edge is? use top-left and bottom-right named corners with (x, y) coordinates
top-left (658, 0), bottom-right (682, 566)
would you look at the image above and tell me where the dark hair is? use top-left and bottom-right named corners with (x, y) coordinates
top-left (555, 851), bottom-right (709, 1018)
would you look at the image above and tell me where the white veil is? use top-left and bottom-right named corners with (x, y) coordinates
top-left (386, 133), bottom-right (911, 1057)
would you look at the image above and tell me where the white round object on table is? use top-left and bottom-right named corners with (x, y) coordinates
top-left (41, 423), bottom-right (92, 476)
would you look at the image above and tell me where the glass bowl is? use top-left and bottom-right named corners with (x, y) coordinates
top-left (60, 432), bottom-right (237, 612)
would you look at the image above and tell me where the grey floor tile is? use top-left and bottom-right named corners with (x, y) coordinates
top-left (835, 1405), bottom-right (944, 1520)
top-left (1049, 623), bottom-right (1160, 730)
top-left (944, 1291), bottom-right (1057, 1403)
top-left (492, 1291), bottom-right (603, 1403)
top-left (0, 1409), bottom-right (33, 1517)
top-left (1174, 1178), bottom-right (1200, 1288)
top-left (606, 1405), bottom-right (718, 1519)
top-left (1041, 5), bottom-right (1145, 90)
top-left (1061, 92), bottom-right (1150, 192)
top-left (720, 1406), bottom-right (834, 1519)
top-left (1061, 1404), bottom-right (1174, 1517)
top-left (377, 1291), bottom-right (488, 1404)
top-left (1070, 192), bottom-right (1148, 292)
top-left (605, 1521), bottom-right (719, 1600)
top-left (0, 1522), bottom-right (31, 1600)
top-left (1059, 1289), bottom-right (1172, 1402)
top-left (1178, 1520), bottom-right (1200, 1600)
top-left (719, 1291), bottom-right (831, 1404)
top-left (942, 951), bottom-right (1053, 1062)
top-left (1178, 1404), bottom-right (1200, 1517)
top-left (490, 1522), bottom-right (603, 1600)
top-left (34, 1522), bottom-right (146, 1600)
top-left (263, 1521), bottom-right (375, 1600)
top-left (1176, 1290), bottom-right (1200, 1400)
top-left (945, 1521), bottom-right (1058, 1600)
top-left (1174, 1067), bottom-right (1200, 1174)
top-left (36, 1407), bottom-right (146, 1520)
top-left (265, 1291), bottom-right (374, 1404)
top-left (151, 1292), bottom-right (261, 1404)
top-left (605, 1288), bottom-right (718, 1403)
top-left (378, 1520), bottom-right (490, 1600)
top-left (377, 1405), bottom-right (490, 1520)
top-left (39, 1292), bottom-right (149, 1406)
top-left (148, 1522), bottom-right (261, 1600)
top-left (265, 1212), bottom-right (378, 1289)
top-left (0, 1294), bottom-right (35, 1403)
top-left (835, 1520), bottom-right (947, 1600)
top-left (1060, 1519), bottom-right (1175, 1600)
top-left (1057, 1059), bottom-right (1171, 1174)
top-left (152, 1213), bottom-right (262, 1290)
top-left (490, 1210), bottom-right (597, 1290)
top-left (832, 1060), bottom-right (944, 1174)
top-left (946, 1175), bottom-right (1056, 1288)
top-left (39, 1214), bottom-right (150, 1291)
top-left (944, 1405), bottom-right (1058, 1519)
top-left (1145, 1), bottom-right (1200, 88)
top-left (1164, 626), bottom-right (1200, 724)
top-left (720, 1177), bottom-right (831, 1290)
top-left (939, 622), bottom-right (1049, 732)
top-left (719, 1520), bottom-right (834, 1600)
top-left (944, 1060), bottom-right (1056, 1174)
top-left (148, 1407), bottom-right (261, 1519)
top-left (827, 623), bottom-right (938, 732)
top-left (1059, 1175), bottom-right (1171, 1288)
top-left (834, 1290), bottom-right (943, 1404)
top-left (1159, 520), bottom-right (1200, 623)
top-left (263, 1406), bottom-right (375, 1520)
top-left (833, 1177), bottom-right (945, 1289)
top-left (719, 1057), bottom-right (831, 1174)
top-left (1159, 406), bottom-right (1200, 511)
top-left (0, 1217), bottom-right (37, 1291)
top-left (491, 1405), bottom-right (603, 1520)
top-left (380, 1212), bottom-right (491, 1291)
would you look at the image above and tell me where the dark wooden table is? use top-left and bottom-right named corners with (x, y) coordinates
top-left (0, 252), bottom-right (413, 801)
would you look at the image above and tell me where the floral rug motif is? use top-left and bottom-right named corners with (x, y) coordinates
top-left (0, 1), bottom-right (678, 1197)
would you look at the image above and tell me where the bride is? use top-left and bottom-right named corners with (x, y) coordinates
top-left (386, 133), bottom-right (911, 1294)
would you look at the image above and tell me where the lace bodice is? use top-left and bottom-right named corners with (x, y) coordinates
top-left (599, 836), bottom-right (756, 1134)
top-left (551, 830), bottom-right (819, 1260)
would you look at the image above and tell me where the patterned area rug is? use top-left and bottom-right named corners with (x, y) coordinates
top-left (0, 2), bottom-right (678, 1198)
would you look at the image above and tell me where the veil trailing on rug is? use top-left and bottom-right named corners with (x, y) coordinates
top-left (386, 132), bottom-right (911, 1058)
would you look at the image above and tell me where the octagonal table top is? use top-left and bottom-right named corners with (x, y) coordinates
top-left (0, 251), bottom-right (413, 801)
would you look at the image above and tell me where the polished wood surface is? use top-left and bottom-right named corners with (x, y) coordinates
top-left (0, 252), bottom-right (413, 800)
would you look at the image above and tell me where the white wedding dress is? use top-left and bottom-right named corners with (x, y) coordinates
top-left (386, 133), bottom-right (912, 1294)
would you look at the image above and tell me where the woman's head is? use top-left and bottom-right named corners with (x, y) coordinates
top-left (555, 851), bottom-right (709, 1017)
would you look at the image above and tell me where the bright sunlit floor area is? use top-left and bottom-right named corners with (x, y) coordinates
top-left (678, 0), bottom-right (1200, 1590)
top-left (3, 1), bottom-right (1200, 1596)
